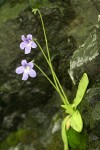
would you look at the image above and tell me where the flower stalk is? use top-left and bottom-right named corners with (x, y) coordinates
top-left (33, 9), bottom-right (70, 106)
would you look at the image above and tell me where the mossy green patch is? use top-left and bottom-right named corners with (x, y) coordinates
top-left (67, 128), bottom-right (87, 150)
top-left (0, 128), bottom-right (36, 150)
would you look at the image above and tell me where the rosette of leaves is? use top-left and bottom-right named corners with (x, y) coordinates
top-left (61, 73), bottom-right (89, 150)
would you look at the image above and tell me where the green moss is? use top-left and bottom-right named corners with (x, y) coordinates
top-left (6, 132), bottom-right (19, 146)
top-left (0, 128), bottom-right (36, 150)
top-left (67, 128), bottom-right (87, 150)
top-left (0, 141), bottom-right (9, 150)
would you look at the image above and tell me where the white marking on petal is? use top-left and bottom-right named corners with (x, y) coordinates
top-left (24, 66), bottom-right (31, 73)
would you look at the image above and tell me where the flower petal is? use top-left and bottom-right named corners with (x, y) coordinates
top-left (27, 34), bottom-right (32, 40)
top-left (16, 66), bottom-right (24, 74)
top-left (21, 35), bottom-right (26, 41)
top-left (25, 46), bottom-right (31, 54)
top-left (20, 42), bottom-right (26, 50)
top-left (22, 73), bottom-right (29, 80)
top-left (31, 41), bottom-right (37, 48)
top-left (28, 62), bottom-right (34, 68)
top-left (29, 69), bottom-right (36, 78)
top-left (21, 60), bottom-right (27, 66)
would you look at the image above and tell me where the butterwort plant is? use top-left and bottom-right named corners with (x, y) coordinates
top-left (16, 9), bottom-right (89, 150)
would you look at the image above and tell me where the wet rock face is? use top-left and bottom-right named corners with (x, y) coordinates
top-left (69, 0), bottom-right (100, 84)
top-left (69, 0), bottom-right (100, 149)
top-left (69, 28), bottom-right (100, 85)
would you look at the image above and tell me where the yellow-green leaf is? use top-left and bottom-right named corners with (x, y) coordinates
top-left (73, 73), bottom-right (89, 108)
top-left (70, 110), bottom-right (83, 132)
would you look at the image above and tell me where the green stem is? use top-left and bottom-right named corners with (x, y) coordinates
top-left (35, 40), bottom-right (49, 63)
top-left (53, 72), bottom-right (70, 105)
top-left (33, 62), bottom-right (56, 90)
top-left (38, 10), bottom-right (57, 83)
top-left (37, 10), bottom-right (69, 105)
top-left (34, 63), bottom-right (75, 115)
top-left (35, 40), bottom-right (69, 105)
top-left (34, 62), bottom-right (68, 105)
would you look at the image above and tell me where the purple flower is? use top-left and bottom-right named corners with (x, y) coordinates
top-left (20, 34), bottom-right (37, 54)
top-left (16, 60), bottom-right (36, 80)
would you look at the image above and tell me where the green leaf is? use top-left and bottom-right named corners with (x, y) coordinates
top-left (73, 73), bottom-right (89, 108)
top-left (70, 110), bottom-right (83, 132)
top-left (61, 116), bottom-right (70, 150)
